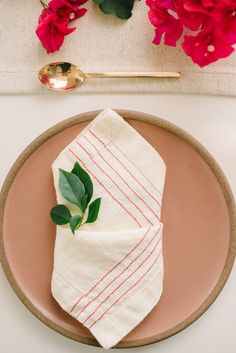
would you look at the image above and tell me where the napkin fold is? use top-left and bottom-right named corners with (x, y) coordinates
top-left (51, 109), bottom-right (166, 348)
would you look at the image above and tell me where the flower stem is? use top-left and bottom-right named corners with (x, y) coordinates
top-left (40, 0), bottom-right (48, 8)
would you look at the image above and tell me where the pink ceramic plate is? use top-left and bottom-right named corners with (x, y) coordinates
top-left (0, 110), bottom-right (235, 348)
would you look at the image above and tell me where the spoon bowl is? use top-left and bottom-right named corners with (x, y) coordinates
top-left (38, 62), bottom-right (181, 91)
top-left (38, 62), bottom-right (86, 91)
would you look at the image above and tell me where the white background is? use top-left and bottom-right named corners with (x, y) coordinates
top-left (0, 93), bottom-right (235, 353)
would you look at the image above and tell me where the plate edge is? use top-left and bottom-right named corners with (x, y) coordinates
top-left (0, 109), bottom-right (235, 349)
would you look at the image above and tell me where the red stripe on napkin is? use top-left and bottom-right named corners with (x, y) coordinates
top-left (88, 247), bottom-right (162, 329)
top-left (69, 226), bottom-right (152, 314)
top-left (89, 128), bottom-right (162, 204)
top-left (68, 148), bottom-right (142, 228)
top-left (76, 141), bottom-right (153, 226)
top-left (76, 224), bottom-right (161, 319)
top-left (82, 135), bottom-right (158, 223)
top-left (83, 231), bottom-right (162, 326)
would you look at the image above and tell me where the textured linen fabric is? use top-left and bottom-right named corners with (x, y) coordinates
top-left (0, 1), bottom-right (236, 95)
top-left (51, 109), bottom-right (166, 348)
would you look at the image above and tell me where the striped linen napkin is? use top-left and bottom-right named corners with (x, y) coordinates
top-left (51, 109), bottom-right (166, 348)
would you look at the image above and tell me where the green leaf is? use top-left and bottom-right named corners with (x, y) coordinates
top-left (70, 215), bottom-right (83, 234)
top-left (86, 198), bottom-right (102, 224)
top-left (59, 169), bottom-right (87, 211)
top-left (50, 204), bottom-right (72, 225)
top-left (93, 0), bottom-right (135, 20)
top-left (71, 162), bottom-right (93, 206)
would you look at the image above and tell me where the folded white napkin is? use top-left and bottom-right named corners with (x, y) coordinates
top-left (51, 109), bottom-right (166, 349)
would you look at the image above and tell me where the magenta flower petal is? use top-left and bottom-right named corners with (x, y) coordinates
top-left (146, 0), bottom-right (236, 67)
top-left (214, 0), bottom-right (236, 44)
top-left (36, 10), bottom-right (75, 53)
top-left (182, 27), bottom-right (234, 67)
top-left (36, 0), bottom-right (87, 53)
top-left (148, 4), bottom-right (183, 46)
top-left (49, 0), bottom-right (87, 23)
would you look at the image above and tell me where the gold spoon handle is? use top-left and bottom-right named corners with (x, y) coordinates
top-left (85, 72), bottom-right (181, 79)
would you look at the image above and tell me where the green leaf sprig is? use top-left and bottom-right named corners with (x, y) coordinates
top-left (93, 0), bottom-right (135, 20)
top-left (50, 162), bottom-right (102, 234)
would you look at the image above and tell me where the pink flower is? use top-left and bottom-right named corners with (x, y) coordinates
top-left (36, 0), bottom-right (87, 53)
top-left (151, 0), bottom-right (176, 10)
top-left (36, 8), bottom-right (76, 53)
top-left (177, 1), bottom-right (208, 31)
top-left (182, 0), bottom-right (215, 14)
top-left (49, 0), bottom-right (87, 24)
top-left (146, 0), bottom-right (236, 67)
top-left (214, 0), bottom-right (236, 44)
top-left (147, 1), bottom-right (183, 46)
top-left (182, 25), bottom-right (234, 67)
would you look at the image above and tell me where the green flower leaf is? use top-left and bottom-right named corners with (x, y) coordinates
top-left (93, 0), bottom-right (135, 20)
top-left (59, 169), bottom-right (87, 211)
top-left (70, 215), bottom-right (83, 234)
top-left (86, 198), bottom-right (102, 224)
top-left (71, 162), bottom-right (93, 206)
top-left (50, 204), bottom-right (72, 225)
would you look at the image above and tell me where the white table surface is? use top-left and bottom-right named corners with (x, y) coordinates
top-left (0, 93), bottom-right (235, 353)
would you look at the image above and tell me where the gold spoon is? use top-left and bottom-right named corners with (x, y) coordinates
top-left (38, 62), bottom-right (181, 91)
